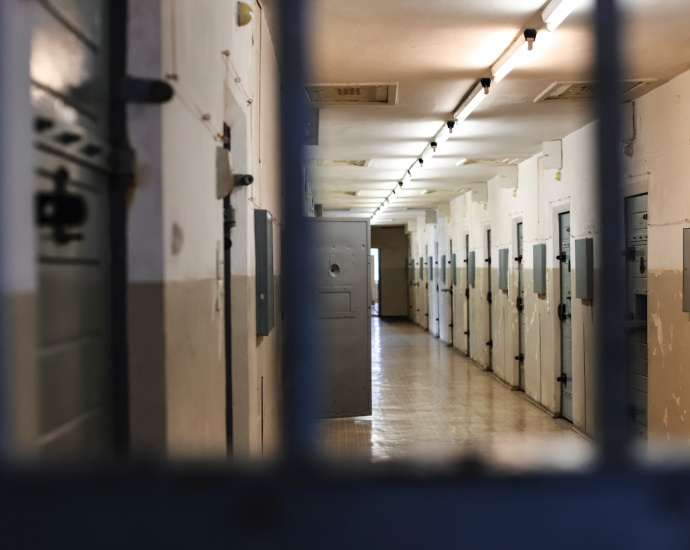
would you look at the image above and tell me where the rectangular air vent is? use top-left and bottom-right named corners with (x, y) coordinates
top-left (306, 83), bottom-right (398, 105)
top-left (534, 80), bottom-right (657, 103)
top-left (316, 160), bottom-right (372, 167)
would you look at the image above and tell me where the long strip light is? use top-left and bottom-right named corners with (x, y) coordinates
top-left (542, 0), bottom-right (579, 31)
top-left (491, 29), bottom-right (537, 83)
top-left (454, 78), bottom-right (492, 123)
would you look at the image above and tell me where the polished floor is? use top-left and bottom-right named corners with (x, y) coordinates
top-left (320, 318), bottom-right (591, 469)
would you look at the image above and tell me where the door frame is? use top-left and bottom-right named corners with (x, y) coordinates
top-left (549, 200), bottom-right (571, 417)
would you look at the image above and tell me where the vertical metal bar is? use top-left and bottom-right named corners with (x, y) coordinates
top-left (109, 0), bottom-right (131, 456)
top-left (280, 0), bottom-right (318, 458)
top-left (595, 0), bottom-right (630, 465)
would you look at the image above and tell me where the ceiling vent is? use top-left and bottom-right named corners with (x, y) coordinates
top-left (306, 83), bottom-right (398, 106)
top-left (534, 80), bottom-right (657, 103)
top-left (316, 159), bottom-right (372, 167)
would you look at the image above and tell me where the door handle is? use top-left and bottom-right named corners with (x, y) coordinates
top-left (36, 167), bottom-right (87, 245)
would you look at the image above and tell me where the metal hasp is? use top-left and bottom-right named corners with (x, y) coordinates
top-left (498, 248), bottom-right (509, 291)
top-left (533, 243), bottom-right (547, 294)
top-left (685, 229), bottom-right (690, 312)
top-left (255, 210), bottom-right (275, 336)
top-left (468, 251), bottom-right (476, 286)
top-left (575, 238), bottom-right (594, 300)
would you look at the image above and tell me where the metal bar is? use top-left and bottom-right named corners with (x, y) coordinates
top-left (109, 0), bottom-right (131, 456)
top-left (594, 0), bottom-right (630, 465)
top-left (279, 0), bottom-right (319, 458)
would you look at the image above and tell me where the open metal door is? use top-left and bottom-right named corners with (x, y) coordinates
top-left (310, 218), bottom-right (371, 418)
top-left (31, 0), bottom-right (114, 455)
top-left (558, 213), bottom-right (573, 422)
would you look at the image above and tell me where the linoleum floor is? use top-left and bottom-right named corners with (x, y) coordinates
top-left (319, 318), bottom-right (591, 469)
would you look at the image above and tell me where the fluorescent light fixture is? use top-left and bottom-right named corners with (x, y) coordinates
top-left (455, 158), bottom-right (467, 166)
top-left (491, 30), bottom-right (537, 83)
top-left (435, 125), bottom-right (451, 145)
top-left (402, 171), bottom-right (412, 185)
top-left (542, 0), bottom-right (579, 31)
top-left (409, 161), bottom-right (422, 177)
top-left (421, 146), bottom-right (435, 163)
top-left (453, 78), bottom-right (492, 123)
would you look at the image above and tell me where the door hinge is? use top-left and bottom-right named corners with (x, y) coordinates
top-left (464, 331), bottom-right (470, 335)
top-left (486, 340), bottom-right (493, 347)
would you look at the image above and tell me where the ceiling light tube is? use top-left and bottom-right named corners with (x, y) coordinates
top-left (455, 158), bottom-right (467, 166)
top-left (453, 78), bottom-right (492, 123)
top-left (542, 0), bottom-right (579, 31)
top-left (491, 29), bottom-right (537, 83)
top-left (435, 125), bottom-right (451, 145)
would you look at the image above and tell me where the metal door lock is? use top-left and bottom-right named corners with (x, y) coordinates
top-left (36, 167), bottom-right (87, 245)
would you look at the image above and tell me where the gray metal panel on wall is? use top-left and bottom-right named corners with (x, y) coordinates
top-left (575, 238), bottom-right (594, 300)
top-left (441, 255), bottom-right (446, 283)
top-left (533, 244), bottom-right (547, 294)
top-left (308, 218), bottom-right (371, 418)
top-left (685, 230), bottom-right (690, 312)
top-left (468, 251), bottom-right (476, 286)
top-left (498, 249), bottom-right (509, 291)
top-left (255, 210), bottom-right (275, 336)
top-left (451, 254), bottom-right (457, 284)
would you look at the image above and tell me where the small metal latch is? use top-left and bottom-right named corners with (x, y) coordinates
top-left (556, 253), bottom-right (567, 261)
top-left (464, 331), bottom-right (470, 335)
top-left (515, 354), bottom-right (525, 362)
top-left (557, 374), bottom-right (568, 384)
top-left (514, 255), bottom-right (523, 263)
top-left (486, 340), bottom-right (493, 347)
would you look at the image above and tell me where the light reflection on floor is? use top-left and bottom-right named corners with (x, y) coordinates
top-left (319, 318), bottom-right (593, 470)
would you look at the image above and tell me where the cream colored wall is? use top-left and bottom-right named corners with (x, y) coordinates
top-left (127, 0), bottom-right (283, 460)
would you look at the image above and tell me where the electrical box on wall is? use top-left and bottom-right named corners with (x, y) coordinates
top-left (255, 210), bottom-right (275, 336)
top-left (441, 255), bottom-right (447, 283)
top-left (498, 249), bottom-right (509, 290)
top-left (575, 238), bottom-right (594, 300)
top-left (683, 229), bottom-right (690, 313)
top-left (468, 251), bottom-right (476, 286)
top-left (533, 244), bottom-right (547, 294)
top-left (451, 254), bottom-right (457, 285)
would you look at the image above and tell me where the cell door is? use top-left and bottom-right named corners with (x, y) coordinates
top-left (517, 223), bottom-right (526, 391)
top-left (432, 242), bottom-right (440, 337)
top-left (625, 194), bottom-right (648, 440)
top-left (557, 213), bottom-right (573, 422)
top-left (486, 229), bottom-right (493, 369)
top-left (465, 234), bottom-right (471, 355)
top-left (32, 1), bottom-right (114, 455)
top-left (310, 219), bottom-right (372, 418)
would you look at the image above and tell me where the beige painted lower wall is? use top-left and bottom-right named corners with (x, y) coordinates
top-left (648, 269), bottom-right (690, 447)
top-left (129, 279), bottom-right (226, 459)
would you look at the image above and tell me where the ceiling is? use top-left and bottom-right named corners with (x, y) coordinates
top-left (300, 0), bottom-right (690, 225)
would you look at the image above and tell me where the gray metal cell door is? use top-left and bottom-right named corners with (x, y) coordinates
top-left (558, 213), bottom-right (573, 422)
top-left (310, 219), bottom-right (372, 418)
top-left (486, 229), bottom-right (493, 369)
top-left (517, 223), bottom-right (526, 391)
top-left (625, 194), bottom-right (648, 440)
top-left (465, 234), bottom-right (471, 355)
top-left (433, 242), bottom-right (440, 337)
top-left (32, 0), bottom-right (114, 455)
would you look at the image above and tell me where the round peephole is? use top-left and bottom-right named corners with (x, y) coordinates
top-left (329, 263), bottom-right (341, 278)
